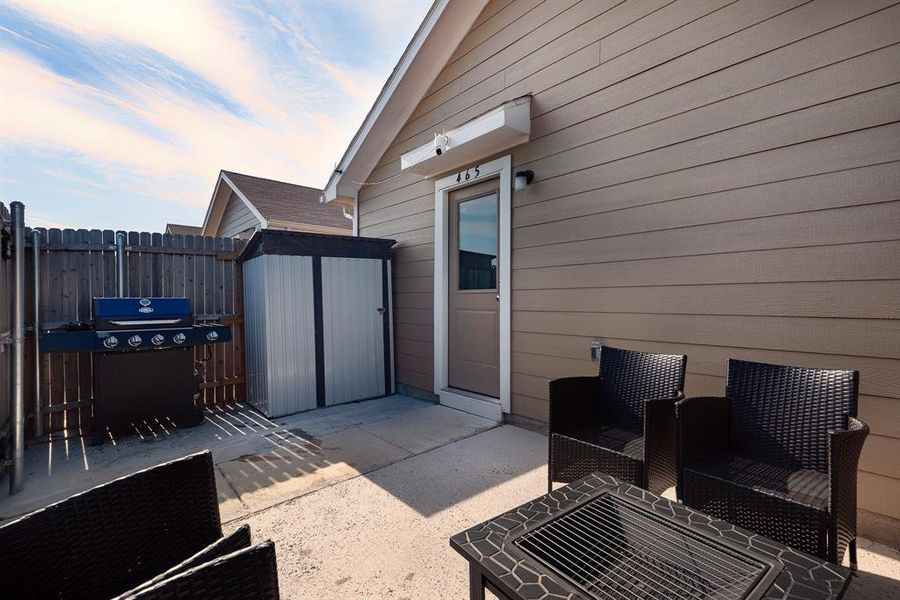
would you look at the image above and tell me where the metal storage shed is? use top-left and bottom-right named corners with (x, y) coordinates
top-left (238, 230), bottom-right (396, 418)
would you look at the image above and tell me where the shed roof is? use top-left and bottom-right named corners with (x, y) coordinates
top-left (238, 229), bottom-right (395, 262)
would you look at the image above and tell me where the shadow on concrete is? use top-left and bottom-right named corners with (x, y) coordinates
top-left (2, 397), bottom-right (519, 523)
top-left (843, 538), bottom-right (900, 599)
top-left (360, 423), bottom-right (547, 517)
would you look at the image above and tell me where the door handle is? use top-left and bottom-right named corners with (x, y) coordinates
top-left (496, 294), bottom-right (500, 302)
top-left (376, 307), bottom-right (385, 315)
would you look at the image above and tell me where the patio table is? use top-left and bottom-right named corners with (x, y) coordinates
top-left (450, 473), bottom-right (851, 600)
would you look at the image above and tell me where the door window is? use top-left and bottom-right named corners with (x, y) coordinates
top-left (457, 194), bottom-right (497, 290)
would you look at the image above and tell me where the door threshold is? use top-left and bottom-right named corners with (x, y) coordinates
top-left (439, 388), bottom-right (502, 422)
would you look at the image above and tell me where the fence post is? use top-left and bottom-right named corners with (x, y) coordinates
top-left (32, 228), bottom-right (41, 439)
top-left (116, 231), bottom-right (126, 298)
top-left (9, 202), bottom-right (25, 494)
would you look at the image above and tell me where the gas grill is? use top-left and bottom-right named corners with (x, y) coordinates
top-left (40, 297), bottom-right (231, 444)
top-left (40, 297), bottom-right (229, 353)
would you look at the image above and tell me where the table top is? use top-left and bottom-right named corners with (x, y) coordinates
top-left (450, 474), bottom-right (851, 600)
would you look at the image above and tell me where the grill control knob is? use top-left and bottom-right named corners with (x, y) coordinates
top-left (103, 336), bottom-right (119, 349)
top-left (128, 335), bottom-right (142, 347)
top-left (206, 331), bottom-right (219, 342)
top-left (151, 334), bottom-right (165, 346)
top-left (173, 333), bottom-right (187, 344)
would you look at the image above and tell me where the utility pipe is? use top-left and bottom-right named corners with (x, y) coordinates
top-left (115, 231), bottom-right (126, 298)
top-left (32, 228), bottom-right (41, 439)
top-left (9, 202), bottom-right (25, 494)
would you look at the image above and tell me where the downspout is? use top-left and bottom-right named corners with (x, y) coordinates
top-left (9, 202), bottom-right (25, 494)
top-left (353, 194), bottom-right (359, 237)
top-left (340, 197), bottom-right (357, 237)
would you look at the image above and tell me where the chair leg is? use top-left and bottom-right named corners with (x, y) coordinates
top-left (849, 538), bottom-right (858, 571)
top-left (547, 456), bottom-right (553, 493)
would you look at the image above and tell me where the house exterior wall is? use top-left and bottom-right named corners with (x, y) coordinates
top-left (219, 191), bottom-right (262, 238)
top-left (356, 0), bottom-right (900, 532)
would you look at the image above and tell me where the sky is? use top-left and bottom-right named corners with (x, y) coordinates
top-left (0, 0), bottom-right (431, 231)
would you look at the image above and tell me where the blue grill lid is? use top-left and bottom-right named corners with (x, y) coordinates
top-left (93, 297), bottom-right (193, 322)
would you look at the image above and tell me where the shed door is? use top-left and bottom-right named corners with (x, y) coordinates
top-left (321, 257), bottom-right (386, 405)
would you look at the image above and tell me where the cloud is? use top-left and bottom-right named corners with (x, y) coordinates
top-left (12, 0), bottom-right (279, 121)
top-left (0, 0), bottom-right (431, 230)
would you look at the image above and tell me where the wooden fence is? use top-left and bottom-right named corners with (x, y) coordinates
top-left (0, 203), bottom-right (246, 439)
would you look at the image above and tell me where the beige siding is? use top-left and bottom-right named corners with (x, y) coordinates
top-left (219, 191), bottom-right (261, 238)
top-left (357, 0), bottom-right (900, 523)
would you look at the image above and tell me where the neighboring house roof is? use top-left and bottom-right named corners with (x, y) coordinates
top-left (323, 0), bottom-right (489, 206)
top-left (202, 170), bottom-right (351, 236)
top-left (165, 223), bottom-right (202, 236)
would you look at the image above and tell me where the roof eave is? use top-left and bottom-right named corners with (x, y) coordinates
top-left (200, 171), bottom-right (226, 235)
top-left (322, 0), bottom-right (489, 203)
top-left (202, 171), bottom-right (269, 236)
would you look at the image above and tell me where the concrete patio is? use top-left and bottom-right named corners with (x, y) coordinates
top-left (1, 395), bottom-right (897, 599)
top-left (0, 395), bottom-right (496, 523)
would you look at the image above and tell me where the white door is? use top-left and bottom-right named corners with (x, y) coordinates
top-left (321, 257), bottom-right (386, 405)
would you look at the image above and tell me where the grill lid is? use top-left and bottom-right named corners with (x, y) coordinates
top-left (93, 297), bottom-right (193, 329)
top-left (514, 494), bottom-right (774, 600)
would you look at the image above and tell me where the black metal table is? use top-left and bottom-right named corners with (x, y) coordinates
top-left (451, 474), bottom-right (851, 600)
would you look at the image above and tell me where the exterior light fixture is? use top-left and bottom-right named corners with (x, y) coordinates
top-left (514, 170), bottom-right (534, 191)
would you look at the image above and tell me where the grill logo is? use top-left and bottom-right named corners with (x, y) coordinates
top-left (139, 298), bottom-right (151, 306)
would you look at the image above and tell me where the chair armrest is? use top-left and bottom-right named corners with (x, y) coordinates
top-left (829, 417), bottom-right (869, 527)
top-left (549, 376), bottom-right (600, 435)
top-left (675, 396), bottom-right (730, 496)
top-left (126, 541), bottom-right (280, 600)
top-left (642, 393), bottom-right (683, 494)
top-left (644, 392), bottom-right (682, 427)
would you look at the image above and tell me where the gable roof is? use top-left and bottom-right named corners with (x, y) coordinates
top-left (165, 223), bottom-right (202, 236)
top-left (322, 0), bottom-right (489, 206)
top-left (202, 170), bottom-right (351, 236)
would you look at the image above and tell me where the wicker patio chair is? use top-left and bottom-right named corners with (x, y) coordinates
top-left (124, 541), bottom-right (280, 600)
top-left (0, 451), bottom-right (222, 600)
top-left (676, 359), bottom-right (868, 567)
top-left (548, 346), bottom-right (687, 494)
top-left (116, 525), bottom-right (253, 599)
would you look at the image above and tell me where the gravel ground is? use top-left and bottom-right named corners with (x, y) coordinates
top-left (229, 424), bottom-right (900, 599)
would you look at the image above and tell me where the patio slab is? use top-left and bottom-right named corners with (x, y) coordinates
top-left (0, 395), bottom-right (496, 522)
top-left (230, 424), bottom-right (900, 600)
top-left (359, 403), bottom-right (496, 454)
top-left (217, 427), bottom-right (413, 520)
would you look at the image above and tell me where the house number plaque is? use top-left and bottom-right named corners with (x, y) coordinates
top-left (456, 165), bottom-right (480, 183)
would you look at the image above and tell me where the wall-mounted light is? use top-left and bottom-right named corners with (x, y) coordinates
top-left (514, 170), bottom-right (534, 191)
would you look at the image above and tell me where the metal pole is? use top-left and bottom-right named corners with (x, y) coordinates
top-left (32, 228), bottom-right (41, 439)
top-left (9, 202), bottom-right (25, 494)
top-left (116, 231), bottom-right (126, 298)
